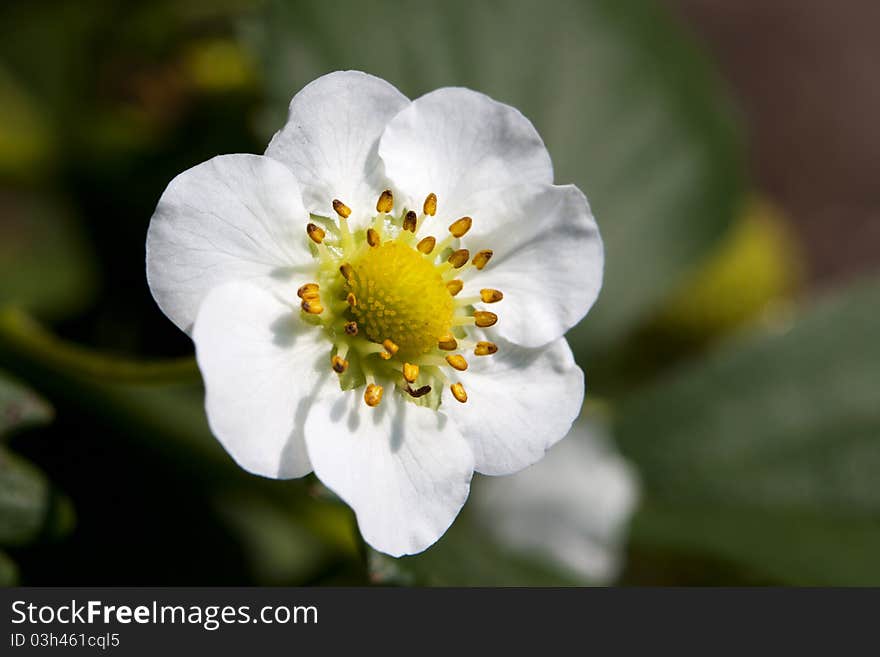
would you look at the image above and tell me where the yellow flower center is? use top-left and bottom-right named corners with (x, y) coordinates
top-left (348, 242), bottom-right (454, 359)
top-left (297, 190), bottom-right (502, 409)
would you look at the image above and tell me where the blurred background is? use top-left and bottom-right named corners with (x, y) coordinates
top-left (0, 0), bottom-right (877, 586)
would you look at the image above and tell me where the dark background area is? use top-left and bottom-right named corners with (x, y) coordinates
top-left (668, 0), bottom-right (880, 287)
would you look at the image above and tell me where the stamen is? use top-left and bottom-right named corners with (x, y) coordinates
top-left (474, 310), bottom-right (498, 328)
top-left (472, 250), bottom-right (493, 270)
top-left (306, 223), bottom-right (325, 244)
top-left (346, 292), bottom-right (357, 308)
top-left (423, 193), bottom-right (437, 216)
top-left (301, 299), bottom-right (323, 315)
top-left (450, 383), bottom-right (468, 403)
top-left (448, 217), bottom-right (472, 238)
top-left (448, 249), bottom-right (470, 269)
top-left (403, 210), bottom-right (418, 233)
top-left (438, 334), bottom-right (458, 351)
top-left (474, 341), bottom-right (498, 356)
top-left (331, 354), bottom-right (349, 373)
top-left (479, 288), bottom-right (504, 303)
top-left (366, 228), bottom-right (380, 247)
top-left (380, 338), bottom-right (399, 359)
top-left (406, 384), bottom-right (432, 398)
top-left (403, 362), bottom-right (419, 384)
top-left (332, 199), bottom-right (351, 219)
top-left (474, 311), bottom-right (498, 327)
top-left (446, 279), bottom-right (464, 296)
top-left (445, 354), bottom-right (469, 371)
top-left (417, 236), bottom-right (436, 254)
top-left (364, 383), bottom-right (384, 407)
top-left (344, 321), bottom-right (359, 336)
top-left (339, 263), bottom-right (353, 281)
top-left (376, 189), bottom-right (394, 213)
top-left (297, 283), bottom-right (319, 299)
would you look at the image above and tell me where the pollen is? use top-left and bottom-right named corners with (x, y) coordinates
top-left (306, 223), bottom-right (325, 244)
top-left (423, 193), bottom-right (437, 216)
top-left (347, 242), bottom-right (455, 358)
top-left (364, 383), bottom-right (384, 407)
top-left (376, 189), bottom-right (394, 213)
top-left (472, 250), bottom-right (493, 270)
top-left (445, 354), bottom-right (468, 371)
top-left (448, 217), bottom-right (472, 237)
top-left (448, 249), bottom-right (470, 268)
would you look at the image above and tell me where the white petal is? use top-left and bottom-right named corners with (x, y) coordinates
top-left (193, 281), bottom-right (327, 479)
top-left (444, 336), bottom-right (584, 476)
top-left (379, 87), bottom-right (553, 220)
top-left (472, 416), bottom-right (639, 584)
top-left (265, 71), bottom-right (409, 227)
top-left (304, 385), bottom-right (474, 557)
top-left (460, 183), bottom-right (603, 348)
top-left (146, 154), bottom-right (313, 334)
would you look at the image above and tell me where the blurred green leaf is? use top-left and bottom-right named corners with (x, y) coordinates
top-left (0, 369), bottom-right (75, 550)
top-left (0, 369), bottom-right (53, 438)
top-left (246, 0), bottom-right (744, 364)
top-left (616, 276), bottom-right (880, 584)
top-left (213, 489), bottom-right (357, 585)
top-left (0, 192), bottom-right (97, 320)
top-left (0, 447), bottom-right (49, 546)
top-left (0, 549), bottom-right (19, 585)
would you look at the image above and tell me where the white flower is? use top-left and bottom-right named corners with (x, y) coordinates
top-left (145, 71), bottom-right (603, 557)
top-left (472, 415), bottom-right (639, 583)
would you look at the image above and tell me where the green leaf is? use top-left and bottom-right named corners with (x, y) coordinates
top-left (0, 447), bottom-right (49, 546)
top-left (0, 369), bottom-right (53, 438)
top-left (0, 549), bottom-right (19, 585)
top-left (616, 276), bottom-right (880, 584)
top-left (0, 192), bottom-right (97, 320)
top-left (245, 0), bottom-right (744, 362)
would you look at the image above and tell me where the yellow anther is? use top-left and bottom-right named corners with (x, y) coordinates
top-left (403, 362), bottom-right (419, 384)
top-left (331, 355), bottom-right (349, 374)
top-left (448, 249), bottom-right (470, 268)
top-left (479, 288), bottom-right (504, 303)
top-left (448, 216), bottom-right (472, 238)
top-left (445, 354), bottom-right (469, 371)
top-left (306, 223), bottom-right (325, 244)
top-left (367, 228), bottom-right (380, 247)
top-left (403, 210), bottom-right (417, 233)
top-left (297, 283), bottom-right (319, 299)
top-left (339, 263), bottom-right (353, 281)
top-left (376, 189), bottom-right (394, 213)
top-left (423, 193), bottom-right (437, 216)
top-left (332, 199), bottom-right (351, 219)
top-left (344, 321), bottom-right (358, 336)
top-left (450, 382), bottom-right (467, 403)
top-left (346, 292), bottom-right (357, 307)
top-left (382, 339), bottom-right (400, 356)
top-left (301, 299), bottom-right (323, 315)
top-left (473, 249), bottom-right (493, 270)
top-left (446, 279), bottom-right (464, 296)
top-left (474, 311), bottom-right (498, 327)
top-left (438, 334), bottom-right (458, 351)
top-left (417, 236), bottom-right (436, 254)
top-left (474, 341), bottom-right (498, 356)
top-left (364, 383), bottom-right (384, 407)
